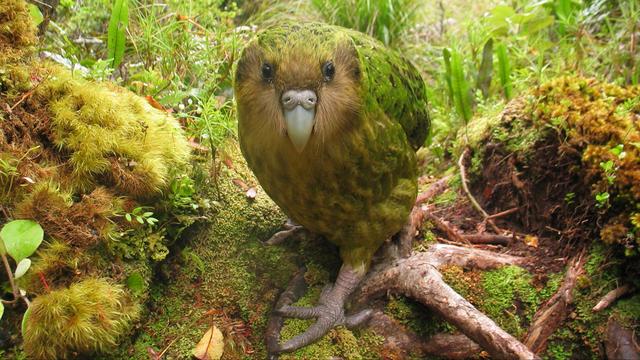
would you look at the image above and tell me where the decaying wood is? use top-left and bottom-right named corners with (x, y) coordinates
top-left (593, 284), bottom-right (633, 312)
top-left (524, 252), bottom-right (586, 354)
top-left (423, 333), bottom-right (483, 359)
top-left (605, 316), bottom-right (640, 360)
top-left (357, 244), bottom-right (537, 360)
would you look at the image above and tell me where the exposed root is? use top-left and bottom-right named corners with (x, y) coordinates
top-left (593, 284), bottom-right (633, 312)
top-left (524, 252), bottom-right (586, 354)
top-left (367, 310), bottom-right (482, 359)
top-left (265, 268), bottom-right (307, 359)
top-left (459, 148), bottom-right (501, 233)
top-left (605, 316), bottom-right (640, 360)
top-left (357, 244), bottom-right (536, 360)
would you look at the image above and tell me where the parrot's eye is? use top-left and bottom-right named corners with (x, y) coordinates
top-left (261, 63), bottom-right (275, 82)
top-left (322, 61), bottom-right (335, 82)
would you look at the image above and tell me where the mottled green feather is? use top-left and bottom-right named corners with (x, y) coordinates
top-left (235, 23), bottom-right (430, 271)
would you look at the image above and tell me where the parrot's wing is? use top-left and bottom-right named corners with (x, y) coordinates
top-left (352, 33), bottom-right (430, 150)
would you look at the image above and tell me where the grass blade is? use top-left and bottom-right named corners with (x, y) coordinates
top-left (450, 49), bottom-right (473, 124)
top-left (477, 38), bottom-right (494, 100)
top-left (496, 42), bottom-right (512, 100)
top-left (107, 0), bottom-right (129, 68)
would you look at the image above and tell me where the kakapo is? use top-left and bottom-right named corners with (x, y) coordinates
top-left (234, 22), bottom-right (429, 353)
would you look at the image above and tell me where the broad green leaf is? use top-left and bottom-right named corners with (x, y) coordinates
top-left (27, 4), bottom-right (44, 26)
top-left (126, 272), bottom-right (145, 295)
top-left (0, 301), bottom-right (4, 321)
top-left (496, 43), bottom-right (512, 100)
top-left (107, 0), bottom-right (129, 68)
top-left (14, 258), bottom-right (32, 279)
top-left (0, 220), bottom-right (44, 262)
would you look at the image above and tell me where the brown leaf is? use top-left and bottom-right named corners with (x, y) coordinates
top-left (524, 235), bottom-right (539, 248)
top-left (145, 95), bottom-right (166, 111)
top-left (232, 178), bottom-right (248, 191)
top-left (193, 326), bottom-right (224, 360)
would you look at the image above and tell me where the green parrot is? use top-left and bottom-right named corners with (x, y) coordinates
top-left (234, 22), bottom-right (429, 353)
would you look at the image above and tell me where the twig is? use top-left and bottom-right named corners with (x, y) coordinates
top-left (1, 252), bottom-right (19, 301)
top-left (9, 71), bottom-right (50, 112)
top-left (593, 284), bottom-right (633, 312)
top-left (415, 175), bottom-right (452, 205)
top-left (458, 148), bottom-right (501, 233)
top-left (487, 207), bottom-right (519, 220)
top-left (425, 212), bottom-right (469, 245)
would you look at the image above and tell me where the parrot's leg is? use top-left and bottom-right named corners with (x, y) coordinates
top-left (274, 263), bottom-right (371, 353)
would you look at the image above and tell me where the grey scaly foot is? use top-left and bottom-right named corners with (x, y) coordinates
top-left (274, 264), bottom-right (372, 353)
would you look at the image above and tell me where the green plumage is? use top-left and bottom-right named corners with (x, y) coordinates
top-left (235, 23), bottom-right (429, 271)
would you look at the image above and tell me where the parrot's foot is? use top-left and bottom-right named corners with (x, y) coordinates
top-left (273, 264), bottom-right (371, 353)
top-left (265, 219), bottom-right (305, 245)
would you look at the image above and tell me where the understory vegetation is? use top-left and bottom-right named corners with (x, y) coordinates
top-left (1, 0), bottom-right (639, 359)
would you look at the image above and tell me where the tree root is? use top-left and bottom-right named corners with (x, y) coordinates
top-left (366, 310), bottom-right (482, 359)
top-left (357, 244), bottom-right (537, 360)
top-left (524, 252), bottom-right (586, 353)
top-left (459, 148), bottom-right (502, 233)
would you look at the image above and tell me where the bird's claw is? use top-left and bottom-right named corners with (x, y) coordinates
top-left (274, 303), bottom-right (373, 353)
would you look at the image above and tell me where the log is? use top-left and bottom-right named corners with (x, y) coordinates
top-left (605, 316), bottom-right (640, 360)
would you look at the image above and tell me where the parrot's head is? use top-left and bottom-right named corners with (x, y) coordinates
top-left (235, 24), bottom-right (362, 153)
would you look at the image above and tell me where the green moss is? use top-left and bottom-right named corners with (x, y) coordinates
top-left (0, 0), bottom-right (37, 64)
top-left (480, 266), bottom-right (541, 337)
top-left (384, 295), bottom-right (454, 338)
top-left (612, 294), bottom-right (640, 327)
top-left (23, 278), bottom-right (141, 360)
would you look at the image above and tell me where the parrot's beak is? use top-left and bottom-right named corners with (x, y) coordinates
top-left (282, 89), bottom-right (317, 152)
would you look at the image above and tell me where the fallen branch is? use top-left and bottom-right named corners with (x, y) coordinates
top-left (425, 212), bottom-right (468, 244)
top-left (357, 244), bottom-right (536, 360)
top-left (524, 252), bottom-right (586, 354)
top-left (592, 284), bottom-right (633, 312)
top-left (416, 175), bottom-right (452, 205)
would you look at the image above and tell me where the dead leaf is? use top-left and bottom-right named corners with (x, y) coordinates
top-left (223, 157), bottom-right (233, 169)
top-left (524, 235), bottom-right (539, 248)
top-left (232, 178), bottom-right (248, 191)
top-left (193, 325), bottom-right (224, 360)
top-left (145, 95), bottom-right (166, 111)
top-left (246, 187), bottom-right (257, 199)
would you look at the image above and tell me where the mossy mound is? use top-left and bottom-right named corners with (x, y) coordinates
top-left (0, 1), bottom-right (193, 357)
top-left (467, 76), bottom-right (640, 257)
top-left (23, 278), bottom-right (141, 359)
top-left (0, 0), bottom-right (37, 64)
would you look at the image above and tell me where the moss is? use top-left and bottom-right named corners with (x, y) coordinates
top-left (480, 266), bottom-right (541, 337)
top-left (384, 295), bottom-right (453, 339)
top-left (612, 294), bottom-right (640, 328)
top-left (0, 0), bottom-right (37, 64)
top-left (23, 278), bottom-right (141, 360)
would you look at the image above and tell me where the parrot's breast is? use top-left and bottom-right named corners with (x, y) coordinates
top-left (239, 106), bottom-right (417, 268)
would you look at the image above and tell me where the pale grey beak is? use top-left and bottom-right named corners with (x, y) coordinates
top-left (282, 89), bottom-right (317, 152)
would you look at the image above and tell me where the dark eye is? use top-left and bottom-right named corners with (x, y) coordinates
top-left (261, 63), bottom-right (274, 81)
top-left (322, 61), bottom-right (335, 81)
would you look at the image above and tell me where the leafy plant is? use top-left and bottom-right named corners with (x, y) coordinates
top-left (0, 220), bottom-right (44, 321)
top-left (123, 206), bottom-right (158, 227)
top-left (443, 48), bottom-right (473, 124)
